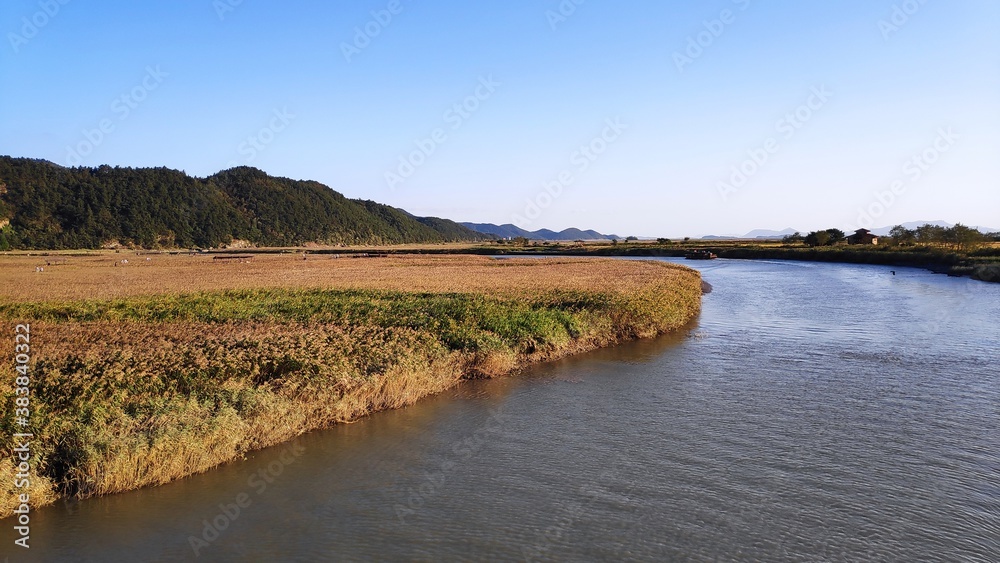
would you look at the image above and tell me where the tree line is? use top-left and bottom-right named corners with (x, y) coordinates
top-left (782, 229), bottom-right (846, 247)
top-left (782, 224), bottom-right (999, 251)
top-left (0, 157), bottom-right (489, 250)
top-left (886, 223), bottom-right (997, 251)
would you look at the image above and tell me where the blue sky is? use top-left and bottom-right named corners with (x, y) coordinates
top-left (2, 0), bottom-right (998, 237)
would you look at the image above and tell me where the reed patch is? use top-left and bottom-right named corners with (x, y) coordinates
top-left (0, 257), bottom-right (701, 519)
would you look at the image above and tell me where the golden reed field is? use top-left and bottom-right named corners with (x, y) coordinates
top-left (0, 253), bottom-right (702, 518)
top-left (0, 252), bottom-right (690, 301)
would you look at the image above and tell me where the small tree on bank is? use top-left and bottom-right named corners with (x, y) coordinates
top-left (782, 232), bottom-right (804, 244)
top-left (804, 230), bottom-right (831, 247)
top-left (889, 225), bottom-right (916, 246)
top-left (949, 223), bottom-right (987, 252)
top-left (825, 229), bottom-right (846, 245)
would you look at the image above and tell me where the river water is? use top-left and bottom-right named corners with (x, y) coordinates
top-left (10, 259), bottom-right (1000, 562)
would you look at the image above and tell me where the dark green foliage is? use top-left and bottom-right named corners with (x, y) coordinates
top-left (800, 229), bottom-right (847, 246)
top-left (0, 157), bottom-right (488, 249)
top-left (804, 230), bottom-right (832, 247)
top-left (888, 225), bottom-right (916, 245)
top-left (888, 223), bottom-right (988, 251)
top-left (825, 228), bottom-right (846, 245)
top-left (413, 215), bottom-right (490, 241)
top-left (802, 229), bottom-right (845, 246)
top-left (0, 288), bottom-right (591, 354)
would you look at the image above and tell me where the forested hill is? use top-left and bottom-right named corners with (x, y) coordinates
top-left (0, 157), bottom-right (489, 249)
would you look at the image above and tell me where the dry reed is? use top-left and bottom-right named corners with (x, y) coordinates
top-left (0, 255), bottom-right (701, 519)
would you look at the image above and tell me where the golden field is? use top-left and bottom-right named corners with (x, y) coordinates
top-left (0, 253), bottom-right (702, 518)
top-left (1, 252), bottom-right (688, 301)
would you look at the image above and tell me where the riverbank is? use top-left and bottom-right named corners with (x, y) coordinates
top-left (10, 240), bottom-right (999, 283)
top-left (0, 256), bottom-right (702, 519)
top-left (607, 245), bottom-right (1000, 283)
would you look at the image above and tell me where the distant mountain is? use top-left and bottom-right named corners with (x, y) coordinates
top-left (0, 156), bottom-right (489, 249)
top-left (698, 228), bottom-right (797, 240)
top-left (743, 227), bottom-right (800, 239)
top-left (460, 222), bottom-right (619, 241)
top-left (459, 223), bottom-right (530, 239)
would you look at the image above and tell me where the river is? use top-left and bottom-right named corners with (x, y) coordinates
top-left (12, 258), bottom-right (1000, 561)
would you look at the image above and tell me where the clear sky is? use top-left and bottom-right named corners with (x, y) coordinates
top-left (2, 0), bottom-right (998, 237)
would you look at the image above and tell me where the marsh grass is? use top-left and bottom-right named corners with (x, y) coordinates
top-left (0, 257), bottom-right (701, 518)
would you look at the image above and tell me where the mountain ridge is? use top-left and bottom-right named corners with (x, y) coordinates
top-left (460, 222), bottom-right (620, 241)
top-left (0, 156), bottom-right (489, 249)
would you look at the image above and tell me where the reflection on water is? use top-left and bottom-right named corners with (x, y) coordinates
top-left (11, 259), bottom-right (1000, 561)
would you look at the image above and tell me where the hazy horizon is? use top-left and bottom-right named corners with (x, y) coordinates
top-left (2, 1), bottom-right (998, 237)
top-left (468, 218), bottom-right (999, 240)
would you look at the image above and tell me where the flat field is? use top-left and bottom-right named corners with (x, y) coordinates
top-left (0, 252), bottom-right (690, 301)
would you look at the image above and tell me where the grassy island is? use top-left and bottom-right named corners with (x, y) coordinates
top-left (0, 254), bottom-right (701, 518)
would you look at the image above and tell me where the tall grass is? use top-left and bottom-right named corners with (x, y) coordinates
top-left (1, 259), bottom-right (701, 519)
